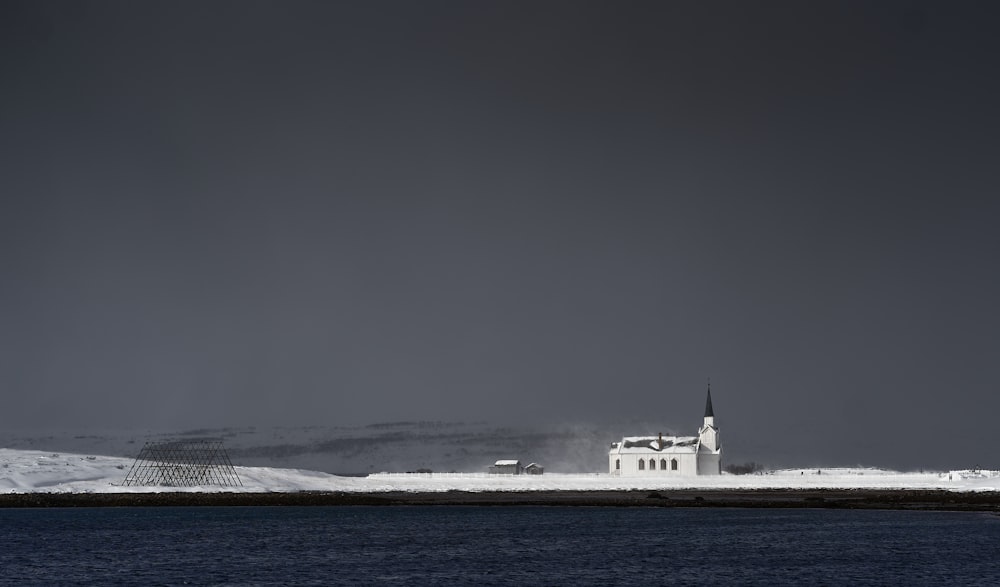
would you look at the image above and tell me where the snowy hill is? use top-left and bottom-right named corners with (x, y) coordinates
top-left (3, 448), bottom-right (1000, 494)
top-left (0, 422), bottom-right (620, 476)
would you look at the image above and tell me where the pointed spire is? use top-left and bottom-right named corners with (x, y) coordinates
top-left (704, 379), bottom-right (715, 418)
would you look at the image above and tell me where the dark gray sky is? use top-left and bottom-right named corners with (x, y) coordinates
top-left (2, 1), bottom-right (999, 470)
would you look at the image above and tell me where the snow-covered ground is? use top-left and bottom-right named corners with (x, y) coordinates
top-left (3, 448), bottom-right (1000, 494)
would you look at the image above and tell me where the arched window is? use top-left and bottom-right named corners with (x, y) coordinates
top-left (615, 459), bottom-right (620, 470)
top-left (671, 458), bottom-right (678, 471)
top-left (638, 459), bottom-right (645, 471)
top-left (649, 459), bottom-right (656, 470)
top-left (660, 459), bottom-right (667, 470)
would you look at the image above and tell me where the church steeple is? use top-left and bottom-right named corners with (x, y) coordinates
top-left (704, 380), bottom-right (715, 419)
top-left (699, 379), bottom-right (720, 454)
top-left (697, 380), bottom-right (722, 474)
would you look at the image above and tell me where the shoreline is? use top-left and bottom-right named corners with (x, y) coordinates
top-left (2, 489), bottom-right (1000, 511)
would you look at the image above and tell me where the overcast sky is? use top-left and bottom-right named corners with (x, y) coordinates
top-left (2, 1), bottom-right (998, 470)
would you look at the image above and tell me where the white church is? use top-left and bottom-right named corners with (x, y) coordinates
top-left (609, 385), bottom-right (721, 476)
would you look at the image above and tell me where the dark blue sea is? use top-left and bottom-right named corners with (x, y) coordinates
top-left (2, 506), bottom-right (999, 586)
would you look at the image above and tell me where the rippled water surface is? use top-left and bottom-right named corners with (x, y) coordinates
top-left (2, 506), bottom-right (999, 585)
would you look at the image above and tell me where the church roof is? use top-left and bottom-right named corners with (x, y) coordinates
top-left (610, 436), bottom-right (700, 454)
top-left (704, 385), bottom-right (715, 418)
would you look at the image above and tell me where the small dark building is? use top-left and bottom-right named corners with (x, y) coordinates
top-left (524, 463), bottom-right (544, 475)
top-left (488, 459), bottom-right (523, 475)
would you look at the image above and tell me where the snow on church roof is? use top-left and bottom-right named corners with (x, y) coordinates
top-left (610, 436), bottom-right (700, 454)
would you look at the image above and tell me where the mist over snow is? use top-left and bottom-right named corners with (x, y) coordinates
top-left (0, 422), bottom-right (639, 476)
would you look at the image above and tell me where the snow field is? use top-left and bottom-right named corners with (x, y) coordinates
top-left (3, 449), bottom-right (999, 494)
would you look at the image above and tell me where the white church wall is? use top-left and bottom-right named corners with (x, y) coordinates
top-left (697, 453), bottom-right (721, 475)
top-left (610, 452), bottom-right (700, 476)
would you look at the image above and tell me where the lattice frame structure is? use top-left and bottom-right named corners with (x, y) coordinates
top-left (122, 439), bottom-right (243, 487)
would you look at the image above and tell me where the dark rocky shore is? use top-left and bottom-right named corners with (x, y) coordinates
top-left (2, 489), bottom-right (1000, 511)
